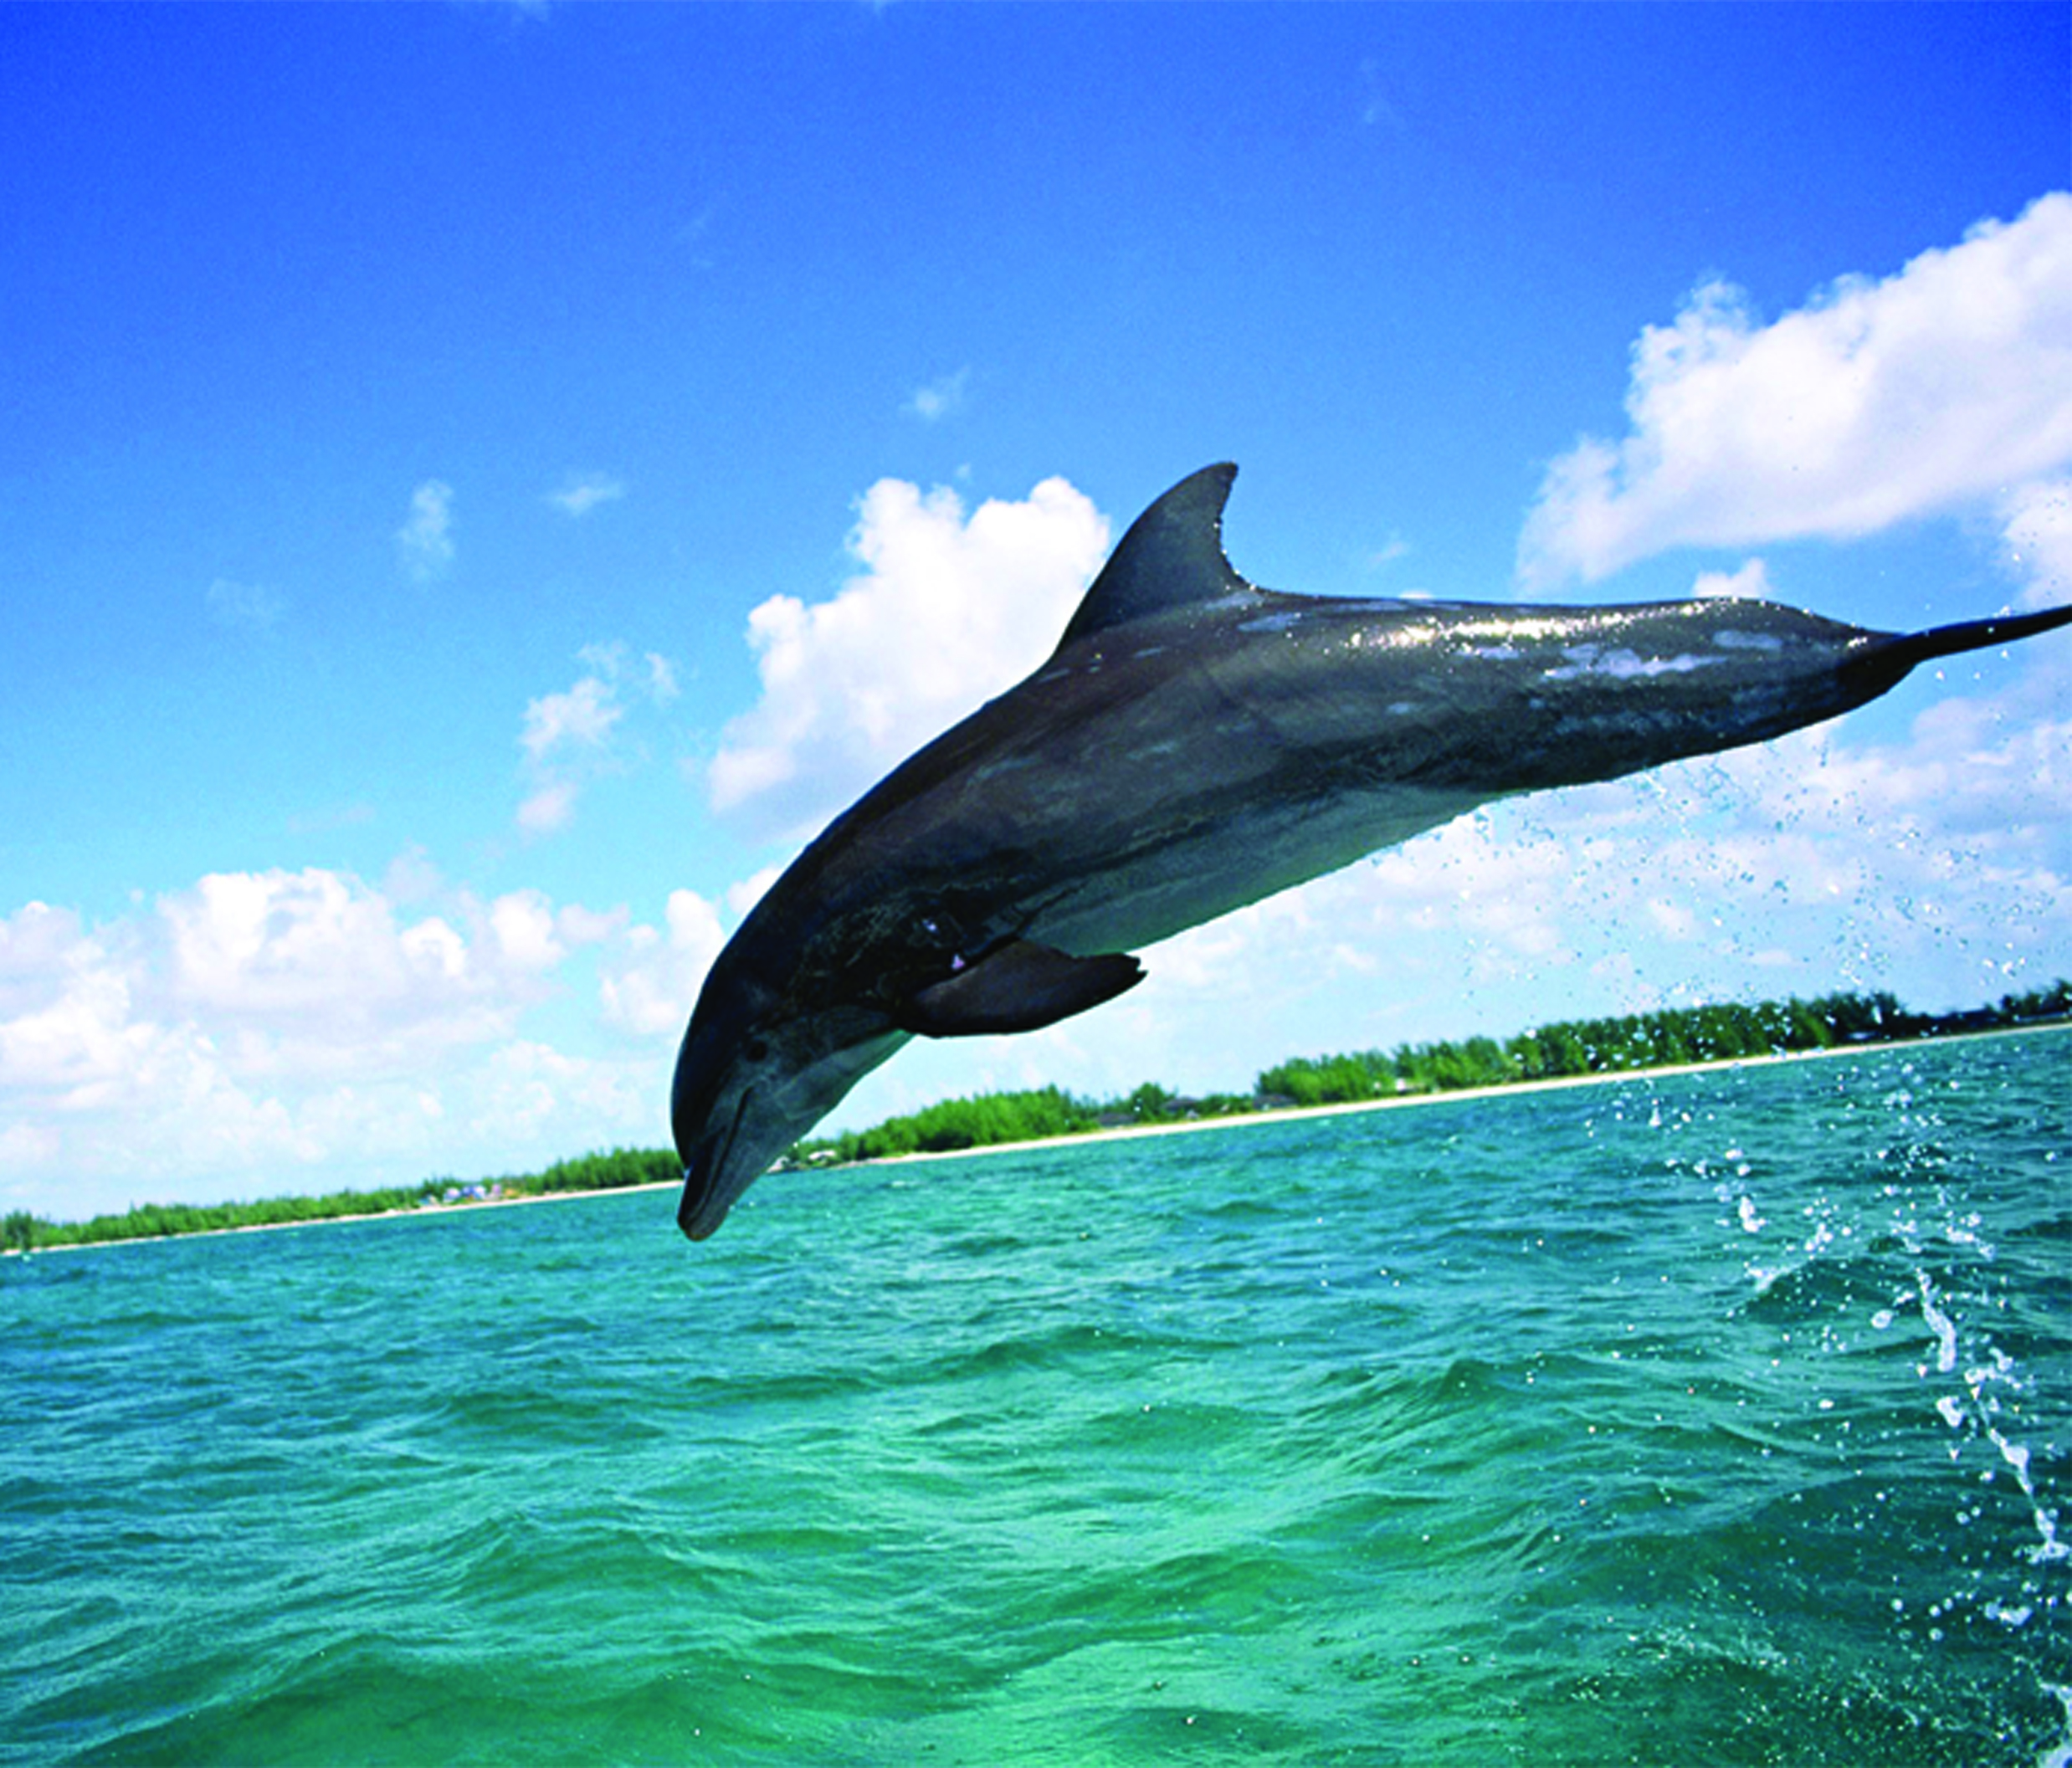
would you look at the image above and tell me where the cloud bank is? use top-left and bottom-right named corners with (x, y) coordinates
top-left (1518, 192), bottom-right (2072, 595)
top-left (0, 866), bottom-right (745, 1221)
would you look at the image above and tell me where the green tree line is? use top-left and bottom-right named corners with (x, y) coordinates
top-left (1256, 989), bottom-right (1905, 1106)
top-left (3, 1145), bottom-right (679, 1254)
top-left (787, 981), bottom-right (2068, 1161)
top-left (1274, 981), bottom-right (2066, 1102)
top-left (5, 982), bottom-right (2064, 1255)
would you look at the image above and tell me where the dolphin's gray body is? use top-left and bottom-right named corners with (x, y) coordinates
top-left (673, 464), bottom-right (2071, 1240)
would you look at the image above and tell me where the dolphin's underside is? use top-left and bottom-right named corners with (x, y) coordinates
top-left (669, 464), bottom-right (2072, 1240)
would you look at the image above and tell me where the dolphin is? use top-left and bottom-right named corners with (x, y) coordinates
top-left (672, 463), bottom-right (2071, 1240)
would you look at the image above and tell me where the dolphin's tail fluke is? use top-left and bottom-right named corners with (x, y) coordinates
top-left (1842, 602), bottom-right (2072, 701)
top-left (1887, 603), bottom-right (2072, 668)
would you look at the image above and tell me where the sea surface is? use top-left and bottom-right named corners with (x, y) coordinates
top-left (4, 1030), bottom-right (2068, 1767)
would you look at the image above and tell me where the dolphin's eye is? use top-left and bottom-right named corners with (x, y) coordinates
top-left (741, 1035), bottom-right (770, 1063)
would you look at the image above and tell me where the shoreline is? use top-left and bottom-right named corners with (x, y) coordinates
top-left (855, 1019), bottom-right (2065, 1171)
top-left (12, 1173), bottom-right (682, 1258)
top-left (14, 1021), bottom-right (2062, 1257)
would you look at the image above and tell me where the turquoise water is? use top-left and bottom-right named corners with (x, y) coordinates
top-left (4, 1031), bottom-right (2068, 1766)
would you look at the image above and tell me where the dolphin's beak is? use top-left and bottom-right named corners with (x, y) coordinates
top-left (676, 1143), bottom-right (724, 1240)
top-left (676, 1130), bottom-right (739, 1241)
top-left (675, 1089), bottom-right (752, 1241)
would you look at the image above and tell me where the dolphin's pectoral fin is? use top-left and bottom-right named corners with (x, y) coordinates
top-left (893, 939), bottom-right (1145, 1038)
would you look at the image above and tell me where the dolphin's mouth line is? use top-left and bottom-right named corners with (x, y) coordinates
top-left (680, 1084), bottom-right (757, 1240)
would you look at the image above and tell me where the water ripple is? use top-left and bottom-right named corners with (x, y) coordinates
top-left (3, 1029), bottom-right (2065, 1765)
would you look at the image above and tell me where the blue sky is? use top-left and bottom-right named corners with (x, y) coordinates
top-left (3, 3), bottom-right (2068, 1222)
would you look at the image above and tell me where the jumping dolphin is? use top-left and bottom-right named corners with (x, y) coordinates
top-left (673, 464), bottom-right (2071, 1240)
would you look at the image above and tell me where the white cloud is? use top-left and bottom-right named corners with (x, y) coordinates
top-left (1691, 559), bottom-right (1772, 601)
top-left (1358, 59), bottom-right (1407, 132)
top-left (397, 479), bottom-right (455, 581)
top-left (598, 889), bottom-right (729, 1038)
top-left (904, 367), bottom-right (971, 423)
top-left (1518, 192), bottom-right (2072, 591)
top-left (0, 872), bottom-right (505, 1209)
top-left (521, 675), bottom-right (622, 761)
top-left (490, 889), bottom-right (565, 972)
top-left (0, 867), bottom-right (711, 1220)
top-left (516, 782), bottom-right (577, 837)
top-left (0, 902), bottom-right (99, 1019)
top-left (459, 1039), bottom-right (648, 1146)
top-left (1999, 477), bottom-right (2072, 611)
top-left (1365, 531), bottom-right (1412, 571)
top-left (512, 644), bottom-right (678, 837)
top-left (383, 846), bottom-right (444, 906)
top-left (708, 474), bottom-right (1111, 838)
top-left (548, 473), bottom-right (627, 516)
top-left (156, 869), bottom-right (521, 1058)
top-left (724, 866), bottom-right (782, 919)
top-left (556, 902), bottom-right (628, 947)
top-left (206, 577), bottom-right (286, 631)
top-left (0, 913), bottom-right (147, 1098)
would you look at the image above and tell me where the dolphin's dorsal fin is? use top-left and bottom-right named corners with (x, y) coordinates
top-left (1055, 463), bottom-right (1257, 650)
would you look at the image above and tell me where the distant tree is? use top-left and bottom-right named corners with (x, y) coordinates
top-left (1505, 1033), bottom-right (1547, 1080)
top-left (1535, 1023), bottom-right (1592, 1077)
top-left (2001, 979), bottom-right (2072, 1022)
top-left (1256, 1056), bottom-right (1324, 1106)
top-left (1458, 1035), bottom-right (1516, 1086)
top-left (1787, 997), bottom-right (1836, 1049)
top-left (1124, 1082), bottom-right (1177, 1123)
top-left (1191, 1092), bottom-right (1254, 1119)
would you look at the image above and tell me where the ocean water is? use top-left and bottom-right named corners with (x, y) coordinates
top-left (4, 1031), bottom-right (2068, 1767)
